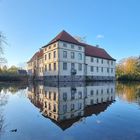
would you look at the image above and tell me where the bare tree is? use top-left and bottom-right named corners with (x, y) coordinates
top-left (0, 32), bottom-right (7, 66)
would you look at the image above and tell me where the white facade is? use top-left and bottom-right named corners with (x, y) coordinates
top-left (42, 41), bottom-right (85, 77)
top-left (85, 56), bottom-right (115, 77)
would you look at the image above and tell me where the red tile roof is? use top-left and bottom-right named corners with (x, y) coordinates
top-left (83, 44), bottom-right (116, 60)
top-left (37, 49), bottom-right (43, 58)
top-left (27, 50), bottom-right (43, 63)
top-left (43, 30), bottom-right (116, 61)
top-left (43, 30), bottom-right (82, 47)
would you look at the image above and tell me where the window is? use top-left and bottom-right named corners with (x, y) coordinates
top-left (54, 63), bottom-right (56, 71)
top-left (45, 54), bottom-right (47, 60)
top-left (101, 67), bottom-right (103, 72)
top-left (71, 44), bottom-right (74, 49)
top-left (78, 46), bottom-right (82, 50)
top-left (107, 60), bottom-right (109, 64)
top-left (63, 62), bottom-right (67, 70)
top-left (71, 104), bottom-right (75, 110)
top-left (90, 90), bottom-right (94, 96)
top-left (107, 68), bottom-right (109, 73)
top-left (63, 43), bottom-right (67, 47)
top-left (78, 91), bottom-right (82, 99)
top-left (71, 92), bottom-right (75, 100)
top-left (71, 63), bottom-right (75, 69)
top-left (78, 64), bottom-right (82, 71)
top-left (96, 67), bottom-right (99, 72)
top-left (101, 59), bottom-right (103, 64)
top-left (54, 92), bottom-right (56, 100)
top-left (49, 103), bottom-right (51, 110)
top-left (49, 53), bottom-right (51, 59)
top-left (78, 53), bottom-right (82, 60)
top-left (71, 52), bottom-right (75, 59)
top-left (53, 51), bottom-right (56, 58)
top-left (63, 105), bottom-right (67, 113)
top-left (53, 44), bottom-right (56, 47)
top-left (84, 92), bottom-right (87, 98)
top-left (107, 88), bottom-right (109, 94)
top-left (63, 92), bottom-right (67, 101)
top-left (96, 90), bottom-right (98, 95)
top-left (45, 101), bottom-right (47, 108)
top-left (49, 45), bottom-right (51, 49)
top-left (111, 88), bottom-right (113, 93)
top-left (49, 91), bottom-right (51, 99)
top-left (90, 99), bottom-right (94, 105)
top-left (45, 65), bottom-right (47, 71)
top-left (63, 51), bottom-right (67, 58)
top-left (111, 68), bottom-right (113, 73)
top-left (101, 89), bottom-right (103, 94)
top-left (111, 61), bottom-right (113, 65)
top-left (78, 103), bottom-right (82, 109)
top-left (91, 57), bottom-right (94, 62)
top-left (97, 58), bottom-right (99, 63)
top-left (91, 66), bottom-right (94, 72)
top-left (53, 104), bottom-right (56, 112)
top-left (49, 64), bottom-right (51, 71)
top-left (78, 112), bottom-right (81, 116)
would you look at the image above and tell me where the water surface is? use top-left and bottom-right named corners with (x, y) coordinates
top-left (0, 82), bottom-right (140, 140)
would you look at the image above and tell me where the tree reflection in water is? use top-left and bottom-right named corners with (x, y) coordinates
top-left (116, 82), bottom-right (140, 103)
top-left (0, 91), bottom-right (8, 136)
top-left (0, 82), bottom-right (28, 136)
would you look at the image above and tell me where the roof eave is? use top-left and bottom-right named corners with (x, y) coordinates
top-left (85, 54), bottom-right (116, 61)
top-left (42, 39), bottom-right (84, 48)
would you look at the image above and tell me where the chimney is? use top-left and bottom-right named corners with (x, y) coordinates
top-left (96, 45), bottom-right (99, 48)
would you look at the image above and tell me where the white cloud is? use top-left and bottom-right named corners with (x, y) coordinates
top-left (96, 34), bottom-right (104, 39)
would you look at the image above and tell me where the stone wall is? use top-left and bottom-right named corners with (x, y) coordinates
top-left (43, 75), bottom-right (115, 82)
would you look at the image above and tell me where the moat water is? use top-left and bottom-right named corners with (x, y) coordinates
top-left (0, 81), bottom-right (140, 140)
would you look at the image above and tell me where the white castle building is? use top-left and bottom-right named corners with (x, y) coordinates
top-left (27, 30), bottom-right (116, 81)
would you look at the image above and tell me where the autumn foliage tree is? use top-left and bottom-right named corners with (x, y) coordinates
top-left (116, 57), bottom-right (140, 80)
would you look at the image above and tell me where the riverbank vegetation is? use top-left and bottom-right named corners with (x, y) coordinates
top-left (0, 65), bottom-right (28, 82)
top-left (116, 56), bottom-right (140, 81)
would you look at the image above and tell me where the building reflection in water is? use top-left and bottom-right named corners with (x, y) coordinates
top-left (28, 82), bottom-right (115, 130)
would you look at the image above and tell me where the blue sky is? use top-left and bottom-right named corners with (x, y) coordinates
top-left (0, 0), bottom-right (140, 66)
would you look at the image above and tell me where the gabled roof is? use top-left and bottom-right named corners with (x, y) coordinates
top-left (42, 30), bottom-right (116, 61)
top-left (38, 50), bottom-right (43, 58)
top-left (43, 30), bottom-right (82, 47)
top-left (27, 52), bottom-right (38, 63)
top-left (84, 44), bottom-right (116, 60)
top-left (27, 50), bottom-right (43, 63)
top-left (42, 100), bottom-right (113, 130)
